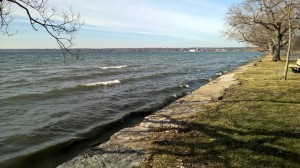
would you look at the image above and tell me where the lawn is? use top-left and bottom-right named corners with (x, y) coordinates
top-left (140, 55), bottom-right (300, 168)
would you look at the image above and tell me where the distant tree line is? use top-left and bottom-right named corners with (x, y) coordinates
top-left (224, 0), bottom-right (300, 61)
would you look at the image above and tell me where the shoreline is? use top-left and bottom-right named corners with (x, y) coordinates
top-left (57, 58), bottom-right (260, 168)
top-left (0, 52), bottom-right (260, 168)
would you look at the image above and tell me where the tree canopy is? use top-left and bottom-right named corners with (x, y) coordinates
top-left (224, 0), bottom-right (300, 61)
top-left (0, 0), bottom-right (82, 58)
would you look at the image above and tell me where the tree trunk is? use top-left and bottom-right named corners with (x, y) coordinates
top-left (269, 44), bottom-right (275, 56)
top-left (273, 45), bottom-right (281, 61)
top-left (273, 30), bottom-right (282, 61)
top-left (283, 0), bottom-right (292, 81)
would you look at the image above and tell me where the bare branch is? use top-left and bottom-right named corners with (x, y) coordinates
top-left (1, 0), bottom-right (82, 59)
top-left (223, 0), bottom-right (300, 61)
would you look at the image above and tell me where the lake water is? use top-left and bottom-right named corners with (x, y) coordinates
top-left (0, 49), bottom-right (260, 167)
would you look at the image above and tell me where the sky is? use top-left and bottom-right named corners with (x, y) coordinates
top-left (0, 0), bottom-right (244, 49)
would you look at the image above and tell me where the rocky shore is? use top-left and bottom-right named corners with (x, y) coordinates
top-left (58, 61), bottom-right (257, 168)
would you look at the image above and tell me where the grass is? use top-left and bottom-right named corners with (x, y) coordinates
top-left (139, 55), bottom-right (300, 168)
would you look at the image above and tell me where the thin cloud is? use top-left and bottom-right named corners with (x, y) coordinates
top-left (3, 0), bottom-right (242, 48)
top-left (79, 0), bottom-right (223, 41)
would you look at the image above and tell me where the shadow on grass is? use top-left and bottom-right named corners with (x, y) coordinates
top-left (149, 118), bottom-right (300, 167)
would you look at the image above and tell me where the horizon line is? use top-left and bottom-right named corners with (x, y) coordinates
top-left (0, 47), bottom-right (253, 50)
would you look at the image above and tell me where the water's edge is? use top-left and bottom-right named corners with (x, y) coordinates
top-left (57, 57), bottom-right (262, 168)
top-left (0, 92), bottom-right (186, 168)
top-left (0, 51), bottom-right (262, 168)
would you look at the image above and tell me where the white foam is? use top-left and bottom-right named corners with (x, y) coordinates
top-left (84, 80), bottom-right (121, 86)
top-left (99, 65), bottom-right (127, 70)
top-left (216, 72), bottom-right (223, 76)
top-left (179, 84), bottom-right (190, 88)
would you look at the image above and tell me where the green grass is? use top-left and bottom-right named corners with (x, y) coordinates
top-left (140, 55), bottom-right (300, 168)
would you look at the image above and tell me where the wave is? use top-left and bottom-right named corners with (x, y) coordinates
top-left (99, 65), bottom-right (127, 70)
top-left (3, 80), bottom-right (122, 102)
top-left (83, 80), bottom-right (121, 86)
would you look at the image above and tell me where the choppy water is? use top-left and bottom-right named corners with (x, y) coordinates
top-left (0, 49), bottom-right (260, 167)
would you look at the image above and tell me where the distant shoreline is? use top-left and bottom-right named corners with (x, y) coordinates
top-left (0, 47), bottom-right (257, 53)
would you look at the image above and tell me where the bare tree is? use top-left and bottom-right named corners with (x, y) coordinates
top-left (0, 0), bottom-right (82, 59)
top-left (224, 0), bottom-right (300, 61)
top-left (224, 15), bottom-right (276, 54)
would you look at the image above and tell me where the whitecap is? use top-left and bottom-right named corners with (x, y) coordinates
top-left (99, 65), bottom-right (127, 70)
top-left (179, 83), bottom-right (190, 88)
top-left (84, 80), bottom-right (121, 86)
top-left (216, 72), bottom-right (223, 76)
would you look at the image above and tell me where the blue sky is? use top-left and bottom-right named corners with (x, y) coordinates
top-left (0, 0), bottom-right (243, 49)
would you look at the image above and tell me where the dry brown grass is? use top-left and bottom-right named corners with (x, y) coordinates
top-left (140, 55), bottom-right (300, 168)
